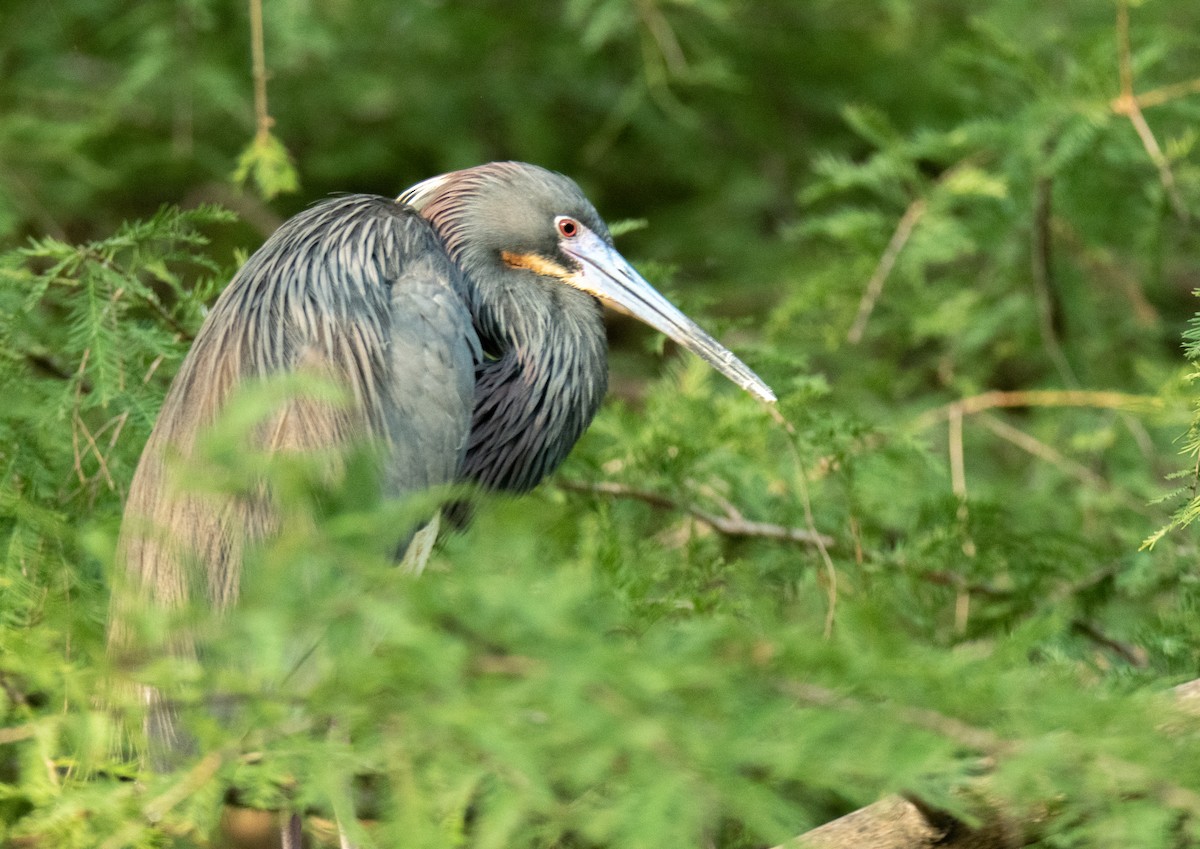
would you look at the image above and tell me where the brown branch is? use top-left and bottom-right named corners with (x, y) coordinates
top-left (811, 389), bottom-right (1160, 489)
top-left (1112, 2), bottom-right (1190, 221)
top-left (975, 413), bottom-right (1149, 515)
top-left (909, 389), bottom-right (1161, 433)
top-left (1126, 77), bottom-right (1200, 111)
top-left (558, 479), bottom-right (835, 548)
top-left (634, 0), bottom-right (688, 76)
top-left (183, 181), bottom-right (284, 239)
top-left (0, 724), bottom-right (35, 745)
top-left (947, 404), bottom-right (974, 630)
top-left (144, 750), bottom-right (226, 824)
top-left (1070, 619), bottom-right (1149, 668)
top-left (847, 197), bottom-right (927, 344)
top-left (1030, 164), bottom-right (1077, 386)
top-left (1052, 219), bottom-right (1159, 328)
top-left (761, 405), bottom-right (841, 636)
top-left (847, 156), bottom-right (990, 345)
top-left (783, 681), bottom-right (1009, 757)
top-left (0, 671), bottom-right (29, 708)
top-left (916, 569), bottom-right (1007, 599)
top-left (248, 0), bottom-right (273, 142)
top-left (24, 352), bottom-right (82, 386)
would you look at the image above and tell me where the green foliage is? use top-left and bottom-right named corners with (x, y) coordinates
top-left (233, 131), bottom-right (300, 201)
top-left (1145, 303), bottom-right (1200, 549)
top-left (0, 205), bottom-right (235, 846)
top-left (4, 1), bottom-right (1200, 847)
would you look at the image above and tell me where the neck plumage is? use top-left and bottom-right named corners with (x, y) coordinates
top-left (460, 285), bottom-right (608, 494)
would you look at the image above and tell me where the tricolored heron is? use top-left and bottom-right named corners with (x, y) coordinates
top-left (110, 161), bottom-right (774, 843)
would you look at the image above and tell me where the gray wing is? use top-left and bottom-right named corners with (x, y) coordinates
top-left (112, 194), bottom-right (477, 615)
top-left (110, 195), bottom-right (477, 765)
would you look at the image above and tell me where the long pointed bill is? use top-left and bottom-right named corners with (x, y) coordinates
top-left (561, 224), bottom-right (776, 403)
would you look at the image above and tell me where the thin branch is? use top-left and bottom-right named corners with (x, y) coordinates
top-left (782, 681), bottom-right (1009, 757)
top-left (0, 724), bottom-right (35, 745)
top-left (634, 0), bottom-right (688, 77)
top-left (557, 479), bottom-right (835, 548)
top-left (24, 352), bottom-right (82, 386)
top-left (811, 389), bottom-right (1160, 486)
top-left (1112, 2), bottom-right (1190, 222)
top-left (764, 405), bottom-right (840, 637)
top-left (0, 671), bottom-right (28, 707)
top-left (64, 245), bottom-right (197, 343)
top-left (847, 197), bottom-right (927, 344)
top-left (248, 0), bottom-right (273, 142)
top-left (948, 404), bottom-right (967, 500)
top-left (1070, 619), bottom-right (1149, 668)
top-left (916, 569), bottom-right (1008, 599)
top-left (72, 411), bottom-right (118, 491)
top-left (1030, 163), bottom-right (1078, 386)
top-left (909, 389), bottom-right (1161, 433)
top-left (1126, 77), bottom-right (1200, 111)
top-left (1052, 219), bottom-right (1159, 328)
top-left (948, 404), bottom-right (974, 631)
top-left (847, 156), bottom-right (987, 345)
top-left (976, 413), bottom-right (1149, 514)
top-left (144, 750), bottom-right (226, 824)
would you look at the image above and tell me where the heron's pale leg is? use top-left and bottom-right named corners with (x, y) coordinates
top-left (399, 511), bottom-right (440, 575)
top-left (281, 812), bottom-right (303, 849)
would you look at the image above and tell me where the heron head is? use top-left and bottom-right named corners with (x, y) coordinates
top-left (400, 162), bottom-right (776, 404)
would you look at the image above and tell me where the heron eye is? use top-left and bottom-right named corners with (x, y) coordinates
top-left (556, 217), bottom-right (579, 238)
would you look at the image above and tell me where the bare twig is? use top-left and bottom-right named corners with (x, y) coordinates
top-left (248, 0), bottom-right (273, 143)
top-left (764, 405), bottom-right (841, 637)
top-left (72, 411), bottom-right (118, 491)
top-left (847, 197), bottom-right (928, 344)
top-left (947, 404), bottom-right (974, 631)
top-left (69, 349), bottom-right (130, 496)
top-left (917, 569), bottom-right (1008, 599)
top-left (0, 724), bottom-right (35, 745)
top-left (633, 0), bottom-right (688, 76)
top-left (948, 403), bottom-right (968, 501)
top-left (783, 681), bottom-right (1009, 757)
top-left (811, 389), bottom-right (1160, 491)
top-left (1127, 77), bottom-right (1200, 111)
top-left (144, 750), bottom-right (226, 824)
top-left (1030, 164), bottom-right (1077, 386)
top-left (557, 479), bottom-right (835, 548)
top-left (909, 389), bottom-right (1161, 433)
top-left (0, 671), bottom-right (28, 708)
top-left (1052, 219), bottom-right (1159, 328)
top-left (183, 181), bottom-right (284, 239)
top-left (848, 156), bottom-right (989, 345)
top-left (1112, 2), bottom-right (1190, 221)
top-left (976, 413), bottom-right (1149, 515)
top-left (1070, 619), bottom-right (1149, 668)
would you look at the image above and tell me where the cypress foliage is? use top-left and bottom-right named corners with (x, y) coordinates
top-left (3, 2), bottom-right (1200, 846)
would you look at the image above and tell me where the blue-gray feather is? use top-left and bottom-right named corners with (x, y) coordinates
top-left (112, 195), bottom-right (476, 619)
top-left (115, 164), bottom-right (620, 622)
top-left (112, 165), bottom-right (621, 761)
top-left (406, 162), bottom-right (610, 496)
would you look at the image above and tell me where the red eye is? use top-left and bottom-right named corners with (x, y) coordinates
top-left (556, 217), bottom-right (579, 238)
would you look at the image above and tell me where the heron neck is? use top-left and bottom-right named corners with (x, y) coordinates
top-left (461, 285), bottom-right (608, 493)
